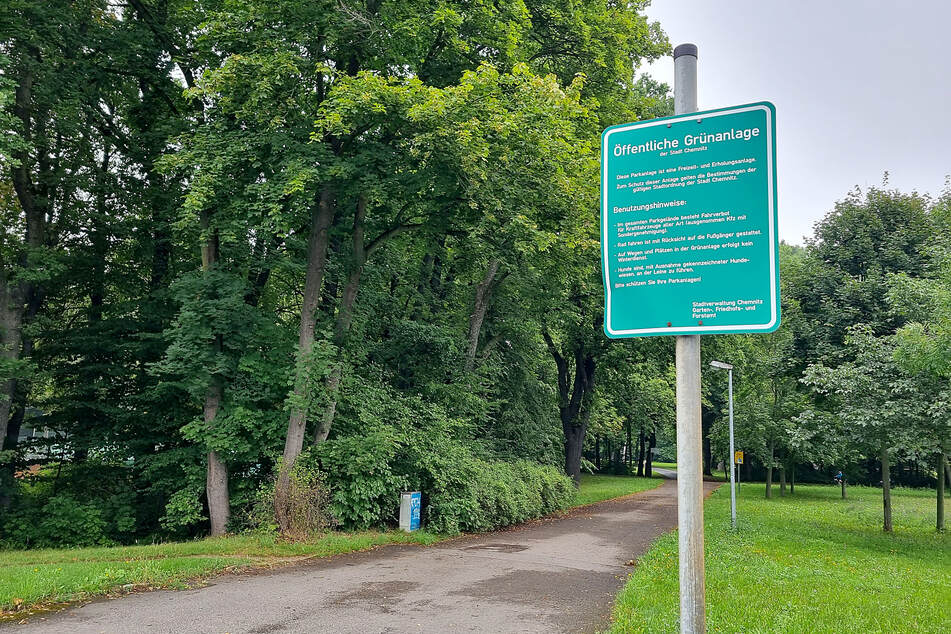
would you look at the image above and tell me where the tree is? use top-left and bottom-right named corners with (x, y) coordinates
top-left (0, 0), bottom-right (674, 542)
top-left (889, 205), bottom-right (951, 530)
top-left (792, 185), bottom-right (932, 367)
top-left (803, 325), bottom-right (926, 531)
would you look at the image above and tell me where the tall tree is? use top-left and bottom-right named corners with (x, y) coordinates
top-left (803, 326), bottom-right (926, 531)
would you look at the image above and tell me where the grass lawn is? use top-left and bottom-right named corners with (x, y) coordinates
top-left (0, 531), bottom-right (440, 618)
top-left (1, 474), bottom-right (660, 616)
top-left (610, 484), bottom-right (950, 633)
top-left (575, 474), bottom-right (663, 507)
top-left (651, 462), bottom-right (677, 470)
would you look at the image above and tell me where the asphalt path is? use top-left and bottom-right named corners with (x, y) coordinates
top-left (9, 478), bottom-right (719, 634)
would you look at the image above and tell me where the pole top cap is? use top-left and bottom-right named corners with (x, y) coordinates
top-left (673, 43), bottom-right (698, 59)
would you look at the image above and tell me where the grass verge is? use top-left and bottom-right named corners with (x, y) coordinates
top-left (575, 474), bottom-right (663, 507)
top-left (610, 484), bottom-right (950, 633)
top-left (1, 474), bottom-right (661, 616)
top-left (0, 531), bottom-right (439, 619)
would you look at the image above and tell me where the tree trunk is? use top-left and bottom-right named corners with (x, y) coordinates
top-left (200, 210), bottom-right (229, 536)
top-left (765, 440), bottom-right (774, 499)
top-left (881, 445), bottom-right (893, 533)
top-left (464, 258), bottom-right (500, 372)
top-left (543, 331), bottom-right (595, 488)
top-left (0, 270), bottom-right (23, 453)
top-left (311, 196), bottom-right (421, 444)
top-left (945, 461), bottom-right (951, 491)
top-left (314, 195), bottom-right (367, 444)
top-left (635, 428), bottom-right (644, 477)
top-left (564, 425), bottom-right (584, 487)
top-left (4, 62), bottom-right (49, 486)
top-left (595, 435), bottom-right (600, 471)
top-left (645, 432), bottom-right (655, 478)
top-left (779, 463), bottom-right (786, 497)
top-left (204, 380), bottom-right (229, 536)
top-left (282, 190), bottom-right (335, 470)
top-left (789, 463), bottom-right (795, 495)
top-left (938, 449), bottom-right (946, 532)
top-left (701, 408), bottom-right (713, 476)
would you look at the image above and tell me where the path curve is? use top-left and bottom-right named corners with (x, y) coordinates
top-left (8, 479), bottom-right (719, 634)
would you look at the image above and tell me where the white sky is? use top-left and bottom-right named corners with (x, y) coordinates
top-left (640, 0), bottom-right (951, 244)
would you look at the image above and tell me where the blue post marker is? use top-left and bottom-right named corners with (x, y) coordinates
top-left (410, 492), bottom-right (421, 531)
top-left (400, 491), bottom-right (422, 532)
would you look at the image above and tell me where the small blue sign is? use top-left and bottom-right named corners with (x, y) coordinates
top-left (409, 492), bottom-right (421, 531)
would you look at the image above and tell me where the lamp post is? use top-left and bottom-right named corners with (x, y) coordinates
top-left (709, 360), bottom-right (736, 529)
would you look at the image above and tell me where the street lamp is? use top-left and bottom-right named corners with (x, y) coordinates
top-left (709, 360), bottom-right (736, 529)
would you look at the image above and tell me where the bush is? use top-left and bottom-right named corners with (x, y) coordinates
top-left (1, 494), bottom-right (110, 548)
top-left (314, 430), bottom-right (407, 529)
top-left (314, 376), bottom-right (575, 534)
top-left (248, 455), bottom-right (337, 539)
top-left (424, 458), bottom-right (574, 534)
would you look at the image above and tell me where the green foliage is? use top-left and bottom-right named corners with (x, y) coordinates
top-left (0, 462), bottom-right (149, 548)
top-left (160, 487), bottom-right (208, 534)
top-left (158, 270), bottom-right (270, 398)
top-left (1, 494), bottom-right (109, 549)
top-left (308, 376), bottom-right (576, 533)
top-left (425, 458), bottom-right (575, 534)
top-left (247, 455), bottom-right (336, 538)
top-left (802, 325), bottom-right (926, 457)
top-left (796, 186), bottom-right (934, 364)
top-left (313, 430), bottom-right (406, 529)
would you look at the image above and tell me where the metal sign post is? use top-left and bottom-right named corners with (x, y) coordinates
top-left (673, 43), bottom-right (705, 634)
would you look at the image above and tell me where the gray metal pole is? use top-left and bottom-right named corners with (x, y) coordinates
top-left (673, 42), bottom-right (705, 634)
top-left (728, 368), bottom-right (736, 529)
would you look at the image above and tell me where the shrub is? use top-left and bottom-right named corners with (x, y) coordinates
top-left (1, 494), bottom-right (110, 548)
top-left (424, 458), bottom-right (574, 534)
top-left (314, 430), bottom-right (407, 529)
top-left (249, 454), bottom-right (336, 539)
top-left (316, 375), bottom-right (575, 534)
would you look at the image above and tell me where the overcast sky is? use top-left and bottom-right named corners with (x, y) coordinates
top-left (640, 0), bottom-right (951, 244)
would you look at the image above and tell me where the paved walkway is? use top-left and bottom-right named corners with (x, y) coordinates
top-left (9, 479), bottom-right (719, 634)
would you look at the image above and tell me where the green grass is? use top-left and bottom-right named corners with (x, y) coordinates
top-left (0, 531), bottom-right (439, 615)
top-left (651, 462), bottom-right (677, 470)
top-left (1, 474), bottom-right (661, 615)
top-left (610, 484), bottom-right (951, 633)
top-left (575, 474), bottom-right (663, 507)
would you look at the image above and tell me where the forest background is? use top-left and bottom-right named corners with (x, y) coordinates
top-left (1, 0), bottom-right (948, 548)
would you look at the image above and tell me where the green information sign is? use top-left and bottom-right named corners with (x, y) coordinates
top-left (601, 102), bottom-right (779, 338)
